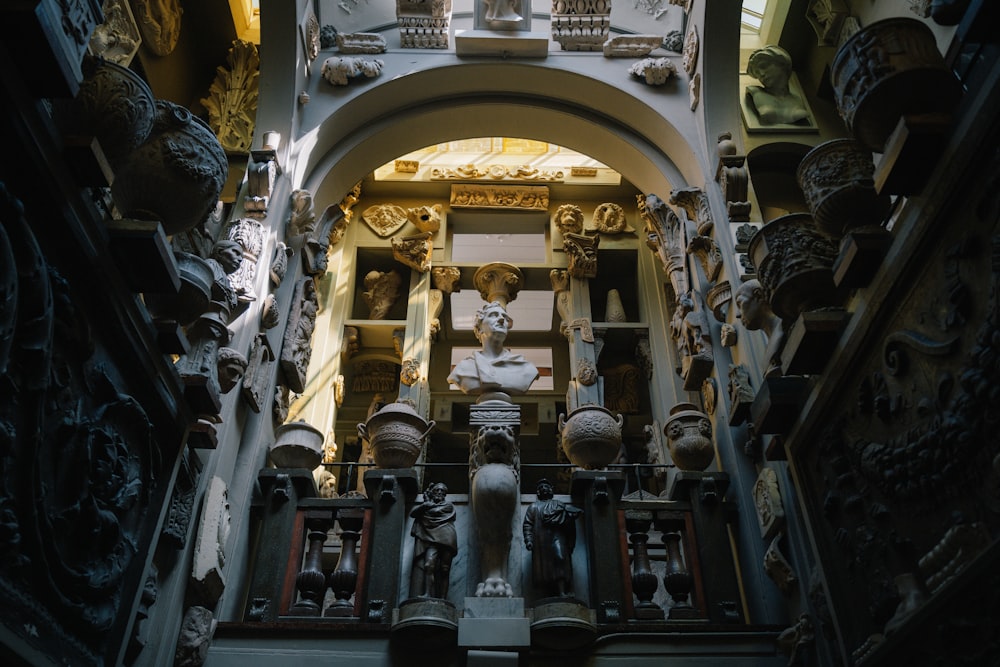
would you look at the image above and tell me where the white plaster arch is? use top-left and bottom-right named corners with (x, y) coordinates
top-left (290, 61), bottom-right (707, 201)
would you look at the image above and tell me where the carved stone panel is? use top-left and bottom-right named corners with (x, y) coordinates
top-left (200, 40), bottom-right (259, 154)
top-left (752, 468), bottom-right (786, 540)
top-left (132, 0), bottom-right (182, 56)
top-left (279, 277), bottom-right (318, 394)
top-left (242, 332), bottom-right (275, 413)
top-left (450, 184), bottom-right (549, 210)
top-left (191, 476), bottom-right (230, 607)
top-left (363, 204), bottom-right (408, 238)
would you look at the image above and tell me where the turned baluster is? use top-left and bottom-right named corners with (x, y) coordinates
top-left (662, 531), bottom-right (696, 619)
top-left (625, 510), bottom-right (664, 620)
top-left (289, 513), bottom-right (332, 615)
top-left (326, 508), bottom-right (365, 617)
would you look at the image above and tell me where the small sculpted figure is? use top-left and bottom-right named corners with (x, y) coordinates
top-left (410, 482), bottom-right (458, 599)
top-left (745, 45), bottom-right (810, 125)
top-left (207, 240), bottom-right (243, 314)
top-left (483, 0), bottom-right (523, 24)
top-left (523, 479), bottom-right (583, 598)
top-left (448, 301), bottom-right (539, 399)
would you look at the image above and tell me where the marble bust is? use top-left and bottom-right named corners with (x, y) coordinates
top-left (448, 301), bottom-right (539, 399)
top-left (734, 279), bottom-right (785, 377)
top-left (745, 45), bottom-right (810, 126)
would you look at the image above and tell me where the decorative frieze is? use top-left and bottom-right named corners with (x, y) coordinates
top-left (397, 0), bottom-right (453, 48)
top-left (450, 184), bottom-right (549, 210)
top-left (603, 34), bottom-right (662, 57)
top-left (336, 31), bottom-right (387, 53)
top-left (353, 360), bottom-right (400, 393)
top-left (432, 164), bottom-right (564, 182)
top-left (552, 0), bottom-right (611, 52)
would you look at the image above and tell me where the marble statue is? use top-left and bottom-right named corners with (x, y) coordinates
top-left (745, 45), bottom-right (810, 125)
top-left (483, 0), bottom-right (523, 24)
top-left (448, 301), bottom-right (539, 399)
top-left (734, 279), bottom-right (785, 377)
top-left (409, 482), bottom-right (458, 599)
top-left (522, 479), bottom-right (583, 597)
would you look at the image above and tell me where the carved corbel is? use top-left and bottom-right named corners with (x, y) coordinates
top-left (432, 266), bottom-right (461, 293)
top-left (706, 281), bottom-right (732, 322)
top-left (474, 261), bottom-right (523, 306)
top-left (687, 234), bottom-right (723, 283)
top-left (639, 193), bottom-right (689, 297)
top-left (391, 231), bottom-right (433, 273)
top-left (564, 232), bottom-right (599, 278)
top-left (245, 155), bottom-right (276, 216)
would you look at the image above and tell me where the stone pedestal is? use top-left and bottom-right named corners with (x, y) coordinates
top-left (750, 376), bottom-right (809, 436)
top-left (530, 598), bottom-right (596, 650)
top-left (458, 598), bottom-right (530, 649)
top-left (392, 598), bottom-right (459, 647)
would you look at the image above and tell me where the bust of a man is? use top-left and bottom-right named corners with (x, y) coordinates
top-left (734, 279), bottom-right (785, 377)
top-left (448, 301), bottom-right (539, 400)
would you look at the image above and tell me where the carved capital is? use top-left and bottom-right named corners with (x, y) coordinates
top-left (474, 262), bottom-right (523, 305)
top-left (391, 231), bottom-right (433, 273)
top-left (564, 232), bottom-right (599, 278)
top-left (432, 266), bottom-right (461, 293)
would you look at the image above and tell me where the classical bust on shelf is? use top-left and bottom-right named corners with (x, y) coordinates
top-left (745, 45), bottom-right (810, 126)
top-left (448, 301), bottom-right (539, 399)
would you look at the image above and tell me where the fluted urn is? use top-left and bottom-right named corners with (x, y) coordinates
top-left (663, 403), bottom-right (715, 472)
top-left (558, 405), bottom-right (624, 470)
top-left (72, 56), bottom-right (155, 166)
top-left (357, 401), bottom-right (436, 469)
top-left (831, 18), bottom-right (962, 152)
top-left (748, 213), bottom-right (840, 322)
top-left (796, 138), bottom-right (892, 238)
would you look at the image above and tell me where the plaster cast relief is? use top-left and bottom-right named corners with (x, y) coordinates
top-left (362, 204), bottom-right (408, 237)
top-left (89, 0), bottom-right (140, 66)
top-left (392, 232), bottom-right (433, 273)
top-left (603, 35), bottom-right (663, 57)
top-left (191, 476), bottom-right (230, 606)
top-left (639, 193), bottom-right (689, 298)
top-left (629, 57), bottom-right (679, 86)
top-left (564, 232), bottom-right (599, 278)
top-left (689, 72), bottom-right (701, 111)
top-left (400, 358), bottom-right (421, 386)
top-left (727, 363), bottom-right (754, 423)
top-left (552, 0), bottom-right (610, 51)
top-left (269, 242), bottom-right (293, 287)
top-left (669, 290), bottom-right (714, 390)
top-left (432, 266), bottom-right (461, 293)
top-left (352, 360), bottom-right (399, 393)
top-left (242, 333), bottom-right (274, 413)
top-left (764, 537), bottom-right (798, 594)
top-left (200, 40), bottom-right (259, 153)
top-left (336, 32), bottom-right (388, 54)
top-left (431, 164), bottom-right (563, 182)
top-left (224, 218), bottom-right (264, 305)
top-left (720, 323), bottom-right (737, 347)
top-left (397, 0), bottom-right (453, 48)
top-left (603, 363), bottom-right (641, 414)
top-left (591, 202), bottom-right (633, 234)
top-left (174, 606), bottom-right (216, 667)
top-left (279, 277), bottom-right (319, 394)
top-left (682, 23), bottom-right (698, 76)
top-left (753, 468), bottom-right (786, 540)
top-left (450, 184), bottom-right (549, 210)
top-left (321, 57), bottom-right (384, 86)
top-left (132, 0), bottom-right (182, 56)
top-left (260, 293), bottom-right (280, 330)
top-left (407, 204), bottom-right (443, 234)
top-left (362, 270), bottom-right (403, 320)
top-left (395, 159), bottom-right (419, 173)
top-left (304, 8), bottom-right (321, 63)
top-left (553, 204), bottom-right (584, 236)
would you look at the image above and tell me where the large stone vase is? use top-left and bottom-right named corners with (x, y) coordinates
top-left (357, 401), bottom-right (435, 469)
top-left (831, 17), bottom-right (962, 152)
top-left (270, 421), bottom-right (325, 470)
top-left (748, 213), bottom-right (840, 322)
top-left (663, 403), bottom-right (714, 472)
top-left (558, 405), bottom-right (624, 470)
top-left (796, 138), bottom-right (892, 239)
top-left (111, 100), bottom-right (228, 236)
top-left (71, 56), bottom-right (155, 167)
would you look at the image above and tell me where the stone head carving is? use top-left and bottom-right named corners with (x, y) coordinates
top-left (553, 204), bottom-right (584, 235)
top-left (746, 45), bottom-right (809, 125)
top-left (210, 240), bottom-right (243, 275)
top-left (216, 346), bottom-right (248, 394)
top-left (734, 279), bottom-right (778, 335)
top-left (473, 300), bottom-right (514, 345)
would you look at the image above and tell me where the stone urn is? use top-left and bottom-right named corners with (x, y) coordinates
top-left (796, 138), bottom-right (892, 239)
top-left (663, 403), bottom-right (714, 472)
top-left (111, 100), bottom-right (228, 236)
top-left (747, 213), bottom-right (840, 322)
top-left (831, 17), bottom-right (962, 152)
top-left (357, 401), bottom-right (435, 469)
top-left (558, 405), bottom-right (624, 470)
top-left (72, 56), bottom-right (155, 166)
top-left (270, 421), bottom-right (325, 469)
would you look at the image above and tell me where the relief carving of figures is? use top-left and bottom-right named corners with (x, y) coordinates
top-left (321, 57), bottom-right (384, 86)
top-left (392, 232), bottom-right (433, 273)
top-left (432, 164), bottom-right (563, 182)
top-left (591, 202), bottom-right (634, 234)
top-left (279, 277), bottom-right (319, 394)
top-left (553, 204), bottom-right (584, 236)
top-left (288, 189), bottom-right (317, 237)
top-left (352, 360), bottom-right (400, 393)
top-left (727, 363), bottom-right (755, 424)
top-left (409, 482), bottom-right (458, 599)
top-left (336, 32), bottom-right (388, 54)
top-left (132, 0), bottom-right (182, 56)
top-left (242, 333), bottom-right (274, 413)
top-left (363, 203), bottom-right (408, 238)
top-left (362, 270), bottom-right (403, 320)
top-left (224, 218), bottom-right (264, 305)
top-left (200, 40), bottom-right (259, 153)
top-left (523, 479), bottom-right (583, 597)
top-left (450, 184), bottom-right (549, 210)
top-left (603, 363), bottom-right (642, 414)
top-left (269, 242), bottom-right (293, 287)
top-left (639, 193), bottom-right (689, 298)
top-left (670, 291), bottom-right (714, 390)
top-left (304, 204), bottom-right (351, 276)
top-left (408, 204), bottom-right (443, 234)
top-left (564, 232), bottom-right (599, 279)
top-left (89, 0), bottom-right (141, 66)
top-left (753, 468), bottom-right (786, 540)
